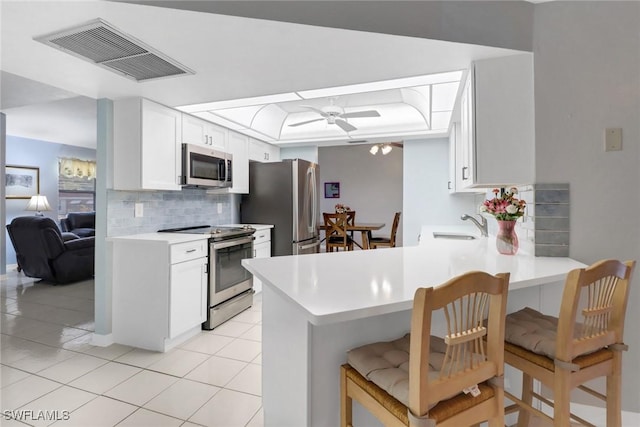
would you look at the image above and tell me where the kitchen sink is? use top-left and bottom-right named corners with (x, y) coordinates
top-left (432, 232), bottom-right (477, 240)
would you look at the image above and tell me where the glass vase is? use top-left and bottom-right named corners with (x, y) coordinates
top-left (496, 220), bottom-right (519, 255)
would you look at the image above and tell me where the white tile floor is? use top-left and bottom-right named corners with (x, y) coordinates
top-left (1, 268), bottom-right (263, 427)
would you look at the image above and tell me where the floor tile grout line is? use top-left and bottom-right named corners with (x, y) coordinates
top-left (3, 273), bottom-right (266, 427)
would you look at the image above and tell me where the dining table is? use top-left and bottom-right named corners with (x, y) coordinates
top-left (318, 222), bottom-right (385, 250)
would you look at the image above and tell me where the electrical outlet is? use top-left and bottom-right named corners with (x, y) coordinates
top-left (605, 128), bottom-right (622, 151)
top-left (134, 203), bottom-right (143, 218)
top-left (217, 203), bottom-right (223, 214)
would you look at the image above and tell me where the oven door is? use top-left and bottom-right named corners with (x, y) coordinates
top-left (209, 236), bottom-right (254, 306)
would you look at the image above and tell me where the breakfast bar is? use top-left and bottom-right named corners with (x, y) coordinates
top-left (242, 238), bottom-right (587, 427)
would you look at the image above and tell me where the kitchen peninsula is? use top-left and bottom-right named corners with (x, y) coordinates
top-left (241, 238), bottom-right (587, 427)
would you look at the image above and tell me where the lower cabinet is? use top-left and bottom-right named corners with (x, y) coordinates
top-left (111, 237), bottom-right (208, 352)
top-left (169, 256), bottom-right (207, 339)
top-left (251, 226), bottom-right (272, 293)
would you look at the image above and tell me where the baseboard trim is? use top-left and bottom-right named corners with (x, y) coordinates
top-left (91, 333), bottom-right (114, 347)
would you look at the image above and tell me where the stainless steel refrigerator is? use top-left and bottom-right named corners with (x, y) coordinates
top-left (241, 159), bottom-right (320, 256)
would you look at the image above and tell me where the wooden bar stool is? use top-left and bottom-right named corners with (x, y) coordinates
top-left (341, 270), bottom-right (510, 426)
top-left (503, 259), bottom-right (635, 427)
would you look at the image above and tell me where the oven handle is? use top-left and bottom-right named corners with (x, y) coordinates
top-left (211, 236), bottom-right (255, 250)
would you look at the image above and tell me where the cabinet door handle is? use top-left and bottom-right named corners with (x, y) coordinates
top-left (447, 181), bottom-right (452, 190)
top-left (185, 249), bottom-right (196, 253)
top-left (209, 136), bottom-right (213, 145)
top-left (204, 134), bottom-right (208, 145)
top-left (462, 166), bottom-right (469, 180)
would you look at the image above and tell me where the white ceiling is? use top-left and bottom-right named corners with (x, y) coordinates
top-left (0, 0), bottom-right (521, 149)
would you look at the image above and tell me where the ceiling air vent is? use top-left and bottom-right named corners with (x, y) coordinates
top-left (34, 19), bottom-right (194, 82)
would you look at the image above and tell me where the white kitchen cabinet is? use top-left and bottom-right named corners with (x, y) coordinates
top-left (227, 132), bottom-right (249, 193)
top-left (456, 53), bottom-right (535, 190)
top-left (182, 113), bottom-right (228, 150)
top-left (249, 137), bottom-right (280, 162)
top-left (250, 226), bottom-right (272, 293)
top-left (448, 122), bottom-right (458, 193)
top-left (113, 98), bottom-right (182, 191)
top-left (111, 236), bottom-right (208, 352)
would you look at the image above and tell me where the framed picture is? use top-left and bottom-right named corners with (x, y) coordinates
top-left (5, 165), bottom-right (40, 199)
top-left (324, 182), bottom-right (340, 198)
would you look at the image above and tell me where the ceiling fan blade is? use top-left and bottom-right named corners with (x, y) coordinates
top-left (335, 119), bottom-right (357, 132)
top-left (288, 118), bottom-right (325, 127)
top-left (340, 110), bottom-right (381, 119)
top-left (300, 105), bottom-right (328, 116)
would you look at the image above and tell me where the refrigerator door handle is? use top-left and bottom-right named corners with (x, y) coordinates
top-left (299, 240), bottom-right (321, 251)
top-left (307, 166), bottom-right (317, 234)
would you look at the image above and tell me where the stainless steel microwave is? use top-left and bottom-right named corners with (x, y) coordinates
top-left (181, 143), bottom-right (232, 188)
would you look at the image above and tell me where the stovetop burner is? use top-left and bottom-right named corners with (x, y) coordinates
top-left (158, 225), bottom-right (255, 240)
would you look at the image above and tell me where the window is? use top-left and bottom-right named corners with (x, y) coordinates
top-left (58, 158), bottom-right (96, 218)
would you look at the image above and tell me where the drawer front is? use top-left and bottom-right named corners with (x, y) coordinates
top-left (253, 230), bottom-right (271, 246)
top-left (171, 240), bottom-right (207, 264)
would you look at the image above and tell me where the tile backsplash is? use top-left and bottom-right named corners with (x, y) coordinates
top-left (532, 183), bottom-right (570, 257)
top-left (107, 189), bottom-right (235, 236)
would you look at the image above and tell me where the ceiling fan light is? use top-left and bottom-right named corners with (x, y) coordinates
top-left (381, 144), bottom-right (393, 155)
top-left (369, 145), bottom-right (379, 155)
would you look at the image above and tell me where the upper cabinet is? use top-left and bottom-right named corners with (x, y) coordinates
top-left (249, 138), bottom-right (281, 163)
top-left (227, 132), bottom-right (249, 194)
top-left (182, 114), bottom-right (228, 151)
top-left (113, 98), bottom-right (182, 191)
top-left (111, 97), bottom-right (280, 194)
top-left (454, 53), bottom-right (535, 190)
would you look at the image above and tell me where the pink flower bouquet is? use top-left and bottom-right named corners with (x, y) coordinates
top-left (480, 188), bottom-right (526, 221)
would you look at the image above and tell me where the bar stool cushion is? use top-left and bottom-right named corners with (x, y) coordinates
top-left (347, 333), bottom-right (484, 408)
top-left (505, 307), bottom-right (597, 360)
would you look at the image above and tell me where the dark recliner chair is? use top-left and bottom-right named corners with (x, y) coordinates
top-left (60, 212), bottom-right (95, 237)
top-left (6, 216), bottom-right (95, 284)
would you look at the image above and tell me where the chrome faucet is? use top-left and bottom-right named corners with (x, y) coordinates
top-left (461, 214), bottom-right (488, 237)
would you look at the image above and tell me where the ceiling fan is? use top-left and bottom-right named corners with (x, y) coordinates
top-left (288, 99), bottom-right (381, 132)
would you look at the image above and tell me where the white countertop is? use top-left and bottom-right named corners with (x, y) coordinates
top-left (222, 223), bottom-right (274, 231)
top-left (107, 233), bottom-right (208, 244)
top-left (242, 237), bottom-right (586, 325)
top-left (107, 224), bottom-right (273, 244)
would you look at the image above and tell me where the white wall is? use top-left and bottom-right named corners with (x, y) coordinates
top-left (1, 113), bottom-right (6, 274)
top-left (318, 144), bottom-right (403, 246)
top-left (280, 146), bottom-right (318, 164)
top-left (402, 138), bottom-right (478, 246)
top-left (534, 2), bottom-right (640, 410)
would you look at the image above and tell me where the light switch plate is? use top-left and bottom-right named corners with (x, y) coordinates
top-left (134, 203), bottom-right (143, 217)
top-left (605, 128), bottom-right (622, 151)
top-left (217, 203), bottom-right (223, 214)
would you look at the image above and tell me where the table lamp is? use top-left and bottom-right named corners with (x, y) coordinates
top-left (25, 194), bottom-right (52, 216)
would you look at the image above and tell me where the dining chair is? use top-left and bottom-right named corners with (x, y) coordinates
top-left (323, 212), bottom-right (354, 252)
top-left (370, 211), bottom-right (401, 249)
top-left (341, 270), bottom-right (510, 427)
top-left (503, 259), bottom-right (635, 427)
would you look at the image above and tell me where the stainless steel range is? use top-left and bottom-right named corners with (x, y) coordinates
top-left (159, 225), bottom-right (256, 329)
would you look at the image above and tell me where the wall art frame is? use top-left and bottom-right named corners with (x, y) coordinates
top-left (324, 182), bottom-right (340, 198)
top-left (5, 165), bottom-right (40, 199)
